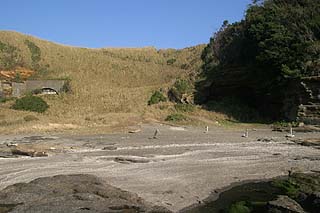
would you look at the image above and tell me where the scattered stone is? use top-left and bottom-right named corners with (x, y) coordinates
top-left (258, 137), bottom-right (275, 142)
top-left (267, 195), bottom-right (306, 213)
top-left (11, 147), bottom-right (48, 157)
top-left (5, 143), bottom-right (18, 147)
top-left (114, 157), bottom-right (150, 164)
top-left (258, 137), bottom-right (284, 143)
top-left (83, 143), bottom-right (95, 148)
top-left (294, 156), bottom-right (320, 161)
top-left (102, 146), bottom-right (117, 151)
top-left (33, 151), bottom-right (48, 157)
top-left (128, 129), bottom-right (141, 133)
top-left (109, 204), bottom-right (141, 211)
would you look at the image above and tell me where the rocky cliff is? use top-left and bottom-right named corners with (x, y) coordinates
top-left (298, 77), bottom-right (320, 125)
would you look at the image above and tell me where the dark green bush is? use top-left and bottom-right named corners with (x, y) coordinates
top-left (11, 95), bottom-right (49, 113)
top-left (272, 179), bottom-right (299, 198)
top-left (228, 201), bottom-right (251, 213)
top-left (148, 91), bottom-right (167, 105)
top-left (165, 113), bottom-right (187, 122)
top-left (174, 104), bottom-right (195, 112)
top-left (0, 97), bottom-right (8, 103)
top-left (0, 97), bottom-right (15, 103)
top-left (167, 58), bottom-right (176, 65)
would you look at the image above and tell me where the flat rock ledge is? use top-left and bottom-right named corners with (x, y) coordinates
top-left (0, 174), bottom-right (171, 213)
top-left (267, 195), bottom-right (305, 213)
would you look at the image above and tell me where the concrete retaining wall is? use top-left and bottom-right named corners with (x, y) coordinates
top-left (11, 80), bottom-right (67, 97)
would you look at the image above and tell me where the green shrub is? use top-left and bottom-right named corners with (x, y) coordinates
top-left (23, 115), bottom-right (39, 122)
top-left (0, 97), bottom-right (8, 103)
top-left (165, 113), bottom-right (187, 122)
top-left (173, 79), bottom-right (191, 95)
top-left (272, 121), bottom-right (298, 128)
top-left (174, 104), bottom-right (195, 112)
top-left (228, 201), bottom-right (251, 213)
top-left (167, 58), bottom-right (176, 65)
top-left (0, 97), bottom-right (15, 103)
top-left (272, 179), bottom-right (300, 198)
top-left (11, 95), bottom-right (49, 113)
top-left (148, 91), bottom-right (167, 105)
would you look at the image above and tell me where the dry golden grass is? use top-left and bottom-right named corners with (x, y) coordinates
top-left (0, 31), bottom-right (225, 134)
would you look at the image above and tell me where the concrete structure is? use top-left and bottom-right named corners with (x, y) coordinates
top-left (0, 81), bottom-right (2, 97)
top-left (11, 80), bottom-right (67, 97)
top-left (12, 82), bottom-right (26, 97)
top-left (0, 81), bottom-right (12, 97)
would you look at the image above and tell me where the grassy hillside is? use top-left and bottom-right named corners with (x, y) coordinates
top-left (0, 31), bottom-right (208, 133)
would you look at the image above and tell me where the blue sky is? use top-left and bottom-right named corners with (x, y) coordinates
top-left (1, 0), bottom-right (252, 49)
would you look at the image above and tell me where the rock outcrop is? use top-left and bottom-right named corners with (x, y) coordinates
top-left (267, 195), bottom-right (305, 213)
top-left (203, 70), bottom-right (320, 124)
top-left (297, 77), bottom-right (320, 125)
top-left (0, 174), bottom-right (171, 213)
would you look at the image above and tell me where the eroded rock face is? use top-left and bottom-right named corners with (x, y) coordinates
top-left (267, 195), bottom-right (306, 213)
top-left (0, 174), bottom-right (171, 213)
top-left (202, 72), bottom-right (320, 123)
top-left (298, 77), bottom-right (320, 125)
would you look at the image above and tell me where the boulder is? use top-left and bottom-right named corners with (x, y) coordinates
top-left (11, 146), bottom-right (48, 157)
top-left (267, 195), bottom-right (305, 213)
